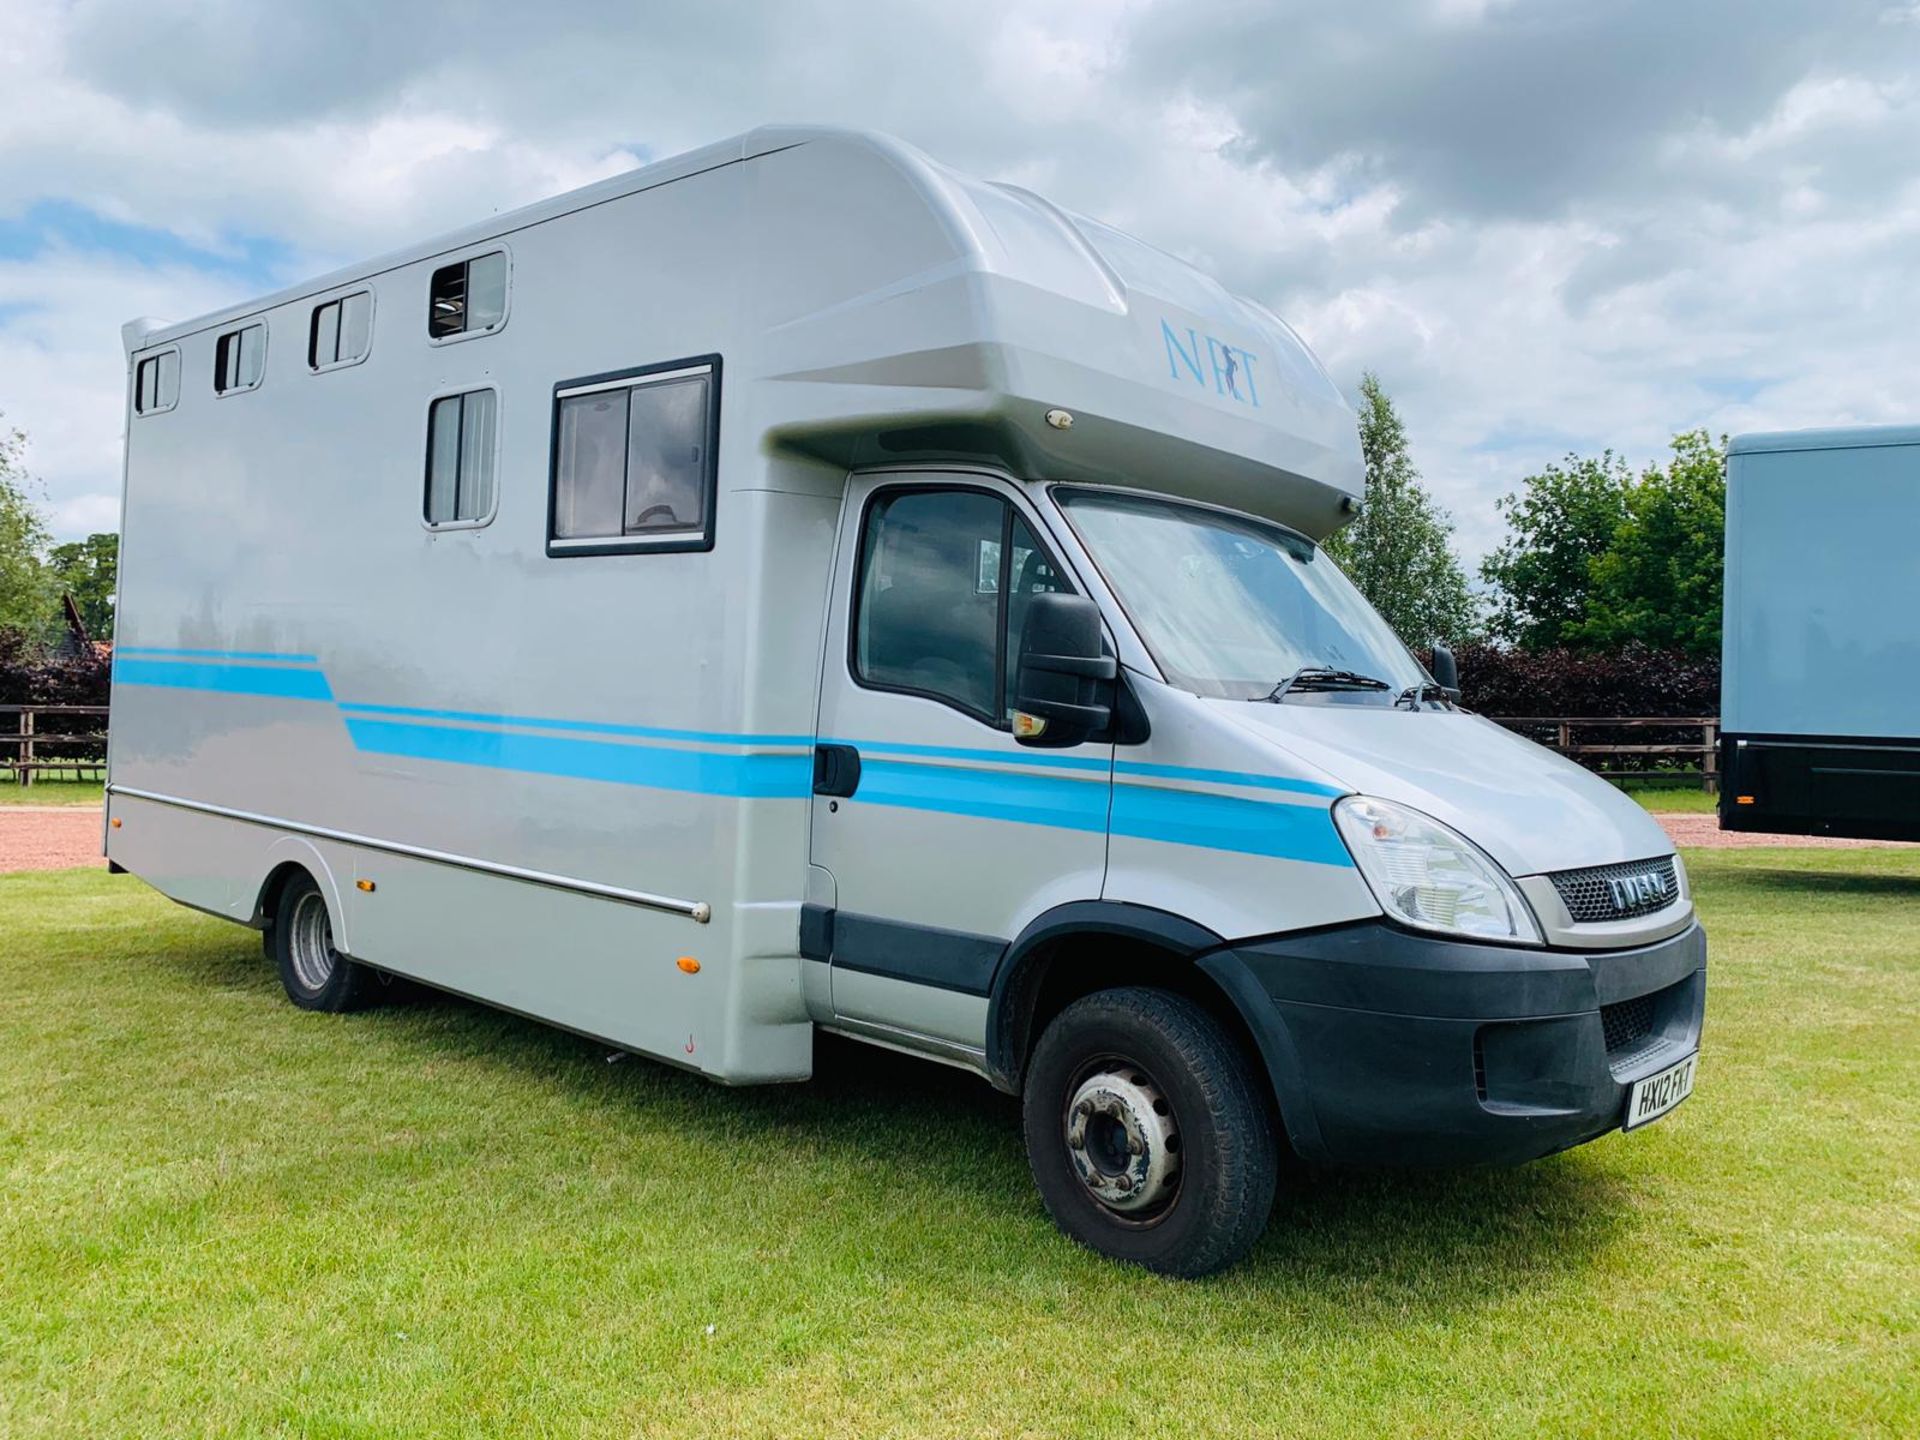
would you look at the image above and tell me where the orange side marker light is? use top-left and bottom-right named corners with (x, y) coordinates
top-left (677, 956), bottom-right (701, 974)
top-left (110, 817), bottom-right (123, 828)
top-left (1735, 795), bottom-right (1755, 806)
top-left (356, 878), bottom-right (377, 892)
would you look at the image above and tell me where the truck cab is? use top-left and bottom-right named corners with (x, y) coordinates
top-left (801, 463), bottom-right (1704, 1274)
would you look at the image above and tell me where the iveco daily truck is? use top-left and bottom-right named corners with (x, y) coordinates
top-left (108, 127), bottom-right (1705, 1274)
top-left (1721, 425), bottom-right (1920, 842)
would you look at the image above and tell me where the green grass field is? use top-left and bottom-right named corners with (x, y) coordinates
top-left (1619, 782), bottom-right (1720, 813)
top-left (3, 853), bottom-right (1916, 1438)
top-left (0, 776), bottom-right (105, 806)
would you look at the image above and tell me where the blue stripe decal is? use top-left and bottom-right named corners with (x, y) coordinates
top-left (107, 650), bottom-right (1349, 860)
top-left (856, 758), bottom-right (1112, 833)
top-left (854, 758), bottom-right (1348, 865)
top-left (116, 646), bottom-right (320, 663)
top-left (1115, 760), bottom-right (1343, 799)
top-left (337, 700), bottom-right (810, 748)
top-left (1112, 782), bottom-right (1351, 866)
top-left (829, 736), bottom-right (1112, 773)
top-left (114, 657), bottom-right (335, 702)
top-left (344, 718), bottom-right (811, 798)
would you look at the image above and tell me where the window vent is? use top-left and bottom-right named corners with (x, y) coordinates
top-left (428, 251), bottom-right (507, 340)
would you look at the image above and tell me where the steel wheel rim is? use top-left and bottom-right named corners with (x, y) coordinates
top-left (288, 891), bottom-right (336, 992)
top-left (1062, 1054), bottom-right (1182, 1225)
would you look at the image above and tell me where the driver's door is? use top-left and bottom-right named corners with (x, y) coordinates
top-left (809, 475), bottom-right (1114, 1051)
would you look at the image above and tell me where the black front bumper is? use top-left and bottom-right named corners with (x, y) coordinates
top-left (1200, 919), bottom-right (1706, 1167)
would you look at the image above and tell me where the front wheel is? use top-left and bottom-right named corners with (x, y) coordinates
top-left (1023, 987), bottom-right (1277, 1276)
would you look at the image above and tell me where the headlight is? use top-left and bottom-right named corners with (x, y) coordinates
top-left (1334, 796), bottom-right (1542, 944)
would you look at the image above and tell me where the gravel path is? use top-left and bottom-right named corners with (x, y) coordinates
top-left (0, 805), bottom-right (1908, 876)
top-left (0, 806), bottom-right (105, 873)
top-left (1656, 812), bottom-right (1914, 850)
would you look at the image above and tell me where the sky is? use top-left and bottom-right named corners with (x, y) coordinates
top-left (3, 0), bottom-right (1918, 560)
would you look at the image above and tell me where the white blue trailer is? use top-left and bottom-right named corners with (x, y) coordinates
top-left (108, 127), bottom-right (1704, 1274)
top-left (1720, 425), bottom-right (1920, 842)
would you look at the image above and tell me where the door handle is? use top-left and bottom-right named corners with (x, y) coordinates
top-left (813, 743), bottom-right (862, 798)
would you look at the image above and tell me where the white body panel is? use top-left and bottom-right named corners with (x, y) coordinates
top-left (108, 126), bottom-right (1685, 1091)
top-left (1214, 704), bottom-right (1675, 877)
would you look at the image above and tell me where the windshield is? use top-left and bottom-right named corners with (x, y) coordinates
top-left (1055, 488), bottom-right (1427, 701)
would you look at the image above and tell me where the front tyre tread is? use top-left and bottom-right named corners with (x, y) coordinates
top-left (1023, 986), bottom-right (1277, 1277)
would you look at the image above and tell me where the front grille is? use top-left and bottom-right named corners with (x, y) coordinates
top-left (1550, 856), bottom-right (1679, 923)
top-left (1600, 994), bottom-right (1656, 1054)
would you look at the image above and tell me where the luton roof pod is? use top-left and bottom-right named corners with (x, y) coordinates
top-left (731, 127), bottom-right (1364, 537)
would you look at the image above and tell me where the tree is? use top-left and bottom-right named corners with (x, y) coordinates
top-left (49, 532), bottom-right (119, 642)
top-left (1481, 451), bottom-right (1632, 650)
top-left (1322, 373), bottom-right (1478, 645)
top-left (0, 418), bottom-right (54, 640)
top-left (1575, 430), bottom-right (1725, 655)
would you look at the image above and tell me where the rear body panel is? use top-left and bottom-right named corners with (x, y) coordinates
top-left (1722, 426), bottom-right (1920, 840)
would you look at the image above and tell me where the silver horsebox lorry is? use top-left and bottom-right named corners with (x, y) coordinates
top-left (109, 127), bottom-right (1704, 1275)
top-left (1721, 425), bottom-right (1920, 842)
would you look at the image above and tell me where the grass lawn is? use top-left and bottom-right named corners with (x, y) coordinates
top-left (0, 776), bottom-right (105, 806)
top-left (1620, 782), bottom-right (1719, 813)
top-left (3, 854), bottom-right (1915, 1438)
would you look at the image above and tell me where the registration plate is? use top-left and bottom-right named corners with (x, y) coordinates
top-left (1623, 1052), bottom-right (1697, 1131)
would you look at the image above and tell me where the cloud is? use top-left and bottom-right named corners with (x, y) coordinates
top-left (0, 0), bottom-right (1916, 567)
top-left (1127, 0), bottom-right (1911, 223)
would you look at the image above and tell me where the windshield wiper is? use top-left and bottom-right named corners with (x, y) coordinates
top-left (1394, 681), bottom-right (1455, 711)
top-left (1264, 666), bottom-right (1393, 703)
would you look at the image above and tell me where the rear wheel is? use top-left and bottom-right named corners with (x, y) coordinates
top-left (1023, 986), bottom-right (1276, 1276)
top-left (271, 872), bottom-right (378, 1013)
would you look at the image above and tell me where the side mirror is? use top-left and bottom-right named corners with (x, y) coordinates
top-left (1012, 593), bottom-right (1115, 747)
top-left (1430, 641), bottom-right (1462, 703)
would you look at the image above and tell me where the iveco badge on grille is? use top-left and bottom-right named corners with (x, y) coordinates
top-left (1552, 857), bottom-right (1681, 923)
top-left (1607, 869), bottom-right (1670, 911)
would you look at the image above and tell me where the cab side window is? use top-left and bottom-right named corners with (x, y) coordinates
top-left (853, 489), bottom-right (1070, 726)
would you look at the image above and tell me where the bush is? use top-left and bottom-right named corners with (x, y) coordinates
top-left (0, 629), bottom-right (112, 707)
top-left (1435, 642), bottom-right (1719, 717)
top-left (1422, 642), bottom-right (1722, 782)
top-left (0, 629), bottom-right (111, 775)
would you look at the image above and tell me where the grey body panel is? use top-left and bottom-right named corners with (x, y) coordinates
top-left (110, 129), bottom-right (1362, 1083)
top-left (109, 125), bottom-right (1697, 1111)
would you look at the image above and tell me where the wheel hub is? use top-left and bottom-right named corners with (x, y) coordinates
top-left (287, 890), bottom-right (337, 992)
top-left (1064, 1067), bottom-right (1179, 1216)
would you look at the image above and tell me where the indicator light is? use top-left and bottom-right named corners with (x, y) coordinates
top-left (677, 956), bottom-right (701, 974)
top-left (356, 878), bottom-right (377, 892)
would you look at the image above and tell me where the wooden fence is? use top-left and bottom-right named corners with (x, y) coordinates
top-left (1, 705), bottom-right (111, 787)
top-left (1, 706), bottom-right (1724, 791)
top-left (1486, 716), bottom-right (1720, 790)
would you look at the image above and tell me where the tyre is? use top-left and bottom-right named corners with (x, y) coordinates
top-left (1023, 987), bottom-right (1277, 1277)
top-left (270, 871), bottom-right (378, 1013)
